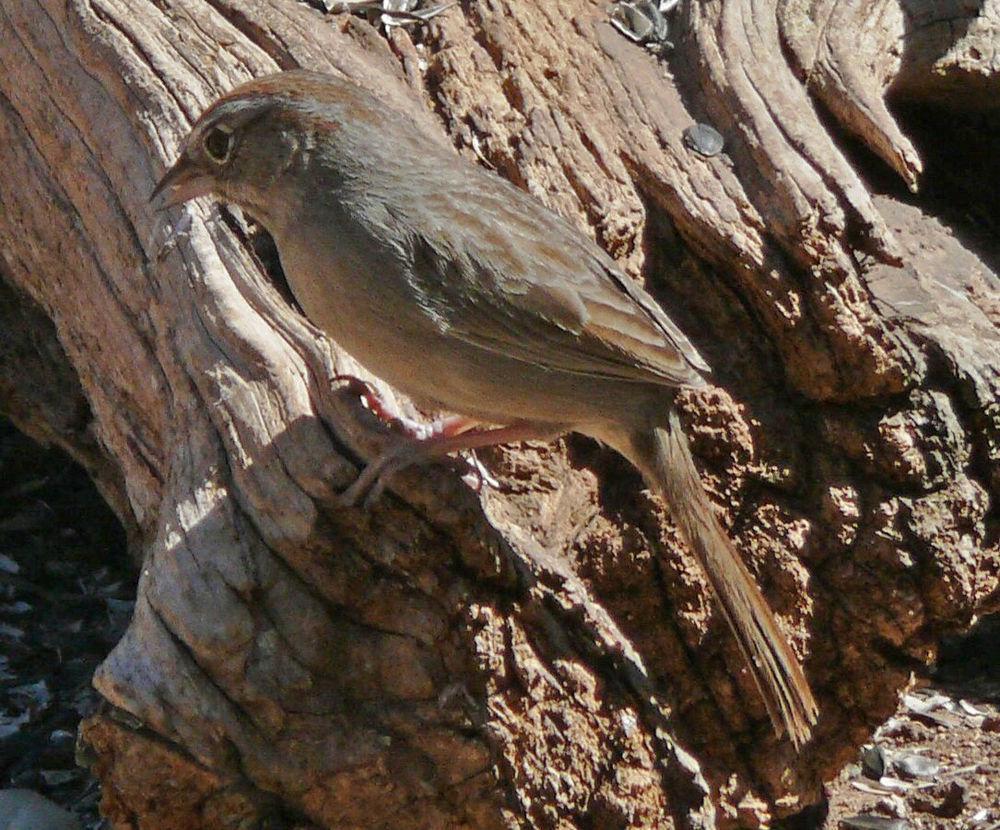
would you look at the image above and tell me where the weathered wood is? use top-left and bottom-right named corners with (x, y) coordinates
top-left (0, 0), bottom-right (997, 827)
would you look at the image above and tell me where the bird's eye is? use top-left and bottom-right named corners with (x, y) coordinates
top-left (203, 125), bottom-right (233, 164)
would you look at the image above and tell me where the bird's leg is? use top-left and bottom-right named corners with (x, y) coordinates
top-left (332, 374), bottom-right (414, 431)
top-left (339, 421), bottom-right (560, 508)
top-left (333, 374), bottom-right (479, 441)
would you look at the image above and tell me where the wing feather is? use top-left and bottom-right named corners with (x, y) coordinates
top-left (385, 150), bottom-right (710, 389)
top-left (410, 240), bottom-right (708, 387)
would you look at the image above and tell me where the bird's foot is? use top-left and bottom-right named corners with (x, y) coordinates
top-left (337, 442), bottom-right (411, 508)
top-left (333, 374), bottom-right (474, 440)
top-left (337, 412), bottom-right (483, 508)
top-left (338, 420), bottom-right (548, 508)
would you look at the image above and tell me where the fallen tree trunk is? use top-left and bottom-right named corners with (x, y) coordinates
top-left (0, 0), bottom-right (997, 827)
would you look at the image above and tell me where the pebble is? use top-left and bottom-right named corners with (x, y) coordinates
top-left (892, 754), bottom-right (940, 780)
top-left (0, 789), bottom-right (79, 830)
top-left (861, 744), bottom-right (887, 779)
top-left (683, 123), bottom-right (725, 157)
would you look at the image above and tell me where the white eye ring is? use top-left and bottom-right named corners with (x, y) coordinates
top-left (203, 125), bottom-right (233, 164)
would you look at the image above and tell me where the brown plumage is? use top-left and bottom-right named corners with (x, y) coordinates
top-left (153, 70), bottom-right (818, 746)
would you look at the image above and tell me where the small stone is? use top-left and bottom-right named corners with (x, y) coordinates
top-left (39, 769), bottom-right (80, 787)
top-left (0, 789), bottom-right (80, 830)
top-left (903, 691), bottom-right (953, 714)
top-left (861, 744), bottom-right (887, 779)
top-left (958, 699), bottom-right (986, 717)
top-left (892, 754), bottom-right (940, 779)
top-left (683, 123), bottom-right (725, 157)
top-left (48, 729), bottom-right (75, 748)
top-left (609, 1), bottom-right (669, 45)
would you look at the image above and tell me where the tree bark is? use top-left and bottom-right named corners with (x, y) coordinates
top-left (1, 0), bottom-right (998, 827)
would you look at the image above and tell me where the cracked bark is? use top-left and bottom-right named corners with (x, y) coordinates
top-left (1, 0), bottom-right (998, 828)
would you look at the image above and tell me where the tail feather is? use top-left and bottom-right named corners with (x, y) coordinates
top-left (617, 410), bottom-right (818, 747)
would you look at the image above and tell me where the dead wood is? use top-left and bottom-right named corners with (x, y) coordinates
top-left (0, 0), bottom-right (997, 827)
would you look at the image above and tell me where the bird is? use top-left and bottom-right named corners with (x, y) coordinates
top-left (151, 69), bottom-right (818, 747)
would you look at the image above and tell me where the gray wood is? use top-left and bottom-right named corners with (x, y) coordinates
top-left (1, 0), bottom-right (997, 827)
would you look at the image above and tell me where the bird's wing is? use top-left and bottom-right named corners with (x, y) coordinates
top-left (406, 183), bottom-right (710, 389)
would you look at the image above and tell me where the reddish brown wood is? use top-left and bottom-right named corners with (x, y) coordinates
top-left (0, 0), bottom-right (997, 827)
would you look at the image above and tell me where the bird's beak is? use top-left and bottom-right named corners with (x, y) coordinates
top-left (149, 157), bottom-right (211, 211)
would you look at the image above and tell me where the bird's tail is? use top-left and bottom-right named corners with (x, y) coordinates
top-left (614, 409), bottom-right (818, 748)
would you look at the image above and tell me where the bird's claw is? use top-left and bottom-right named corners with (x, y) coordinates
top-left (338, 445), bottom-right (493, 508)
top-left (337, 455), bottom-right (395, 508)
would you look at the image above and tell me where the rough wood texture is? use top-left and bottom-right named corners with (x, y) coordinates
top-left (0, 0), bottom-right (997, 827)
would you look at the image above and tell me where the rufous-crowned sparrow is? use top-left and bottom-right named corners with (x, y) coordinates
top-left (152, 70), bottom-right (817, 746)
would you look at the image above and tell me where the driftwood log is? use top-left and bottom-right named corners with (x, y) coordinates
top-left (1, 0), bottom-right (998, 827)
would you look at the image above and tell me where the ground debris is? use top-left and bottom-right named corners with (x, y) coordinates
top-left (828, 617), bottom-right (1000, 830)
top-left (311, 0), bottom-right (456, 28)
top-left (0, 418), bottom-right (132, 830)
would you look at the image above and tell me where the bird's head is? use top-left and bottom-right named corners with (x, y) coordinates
top-left (150, 91), bottom-right (285, 216)
top-left (150, 71), bottom-right (385, 224)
